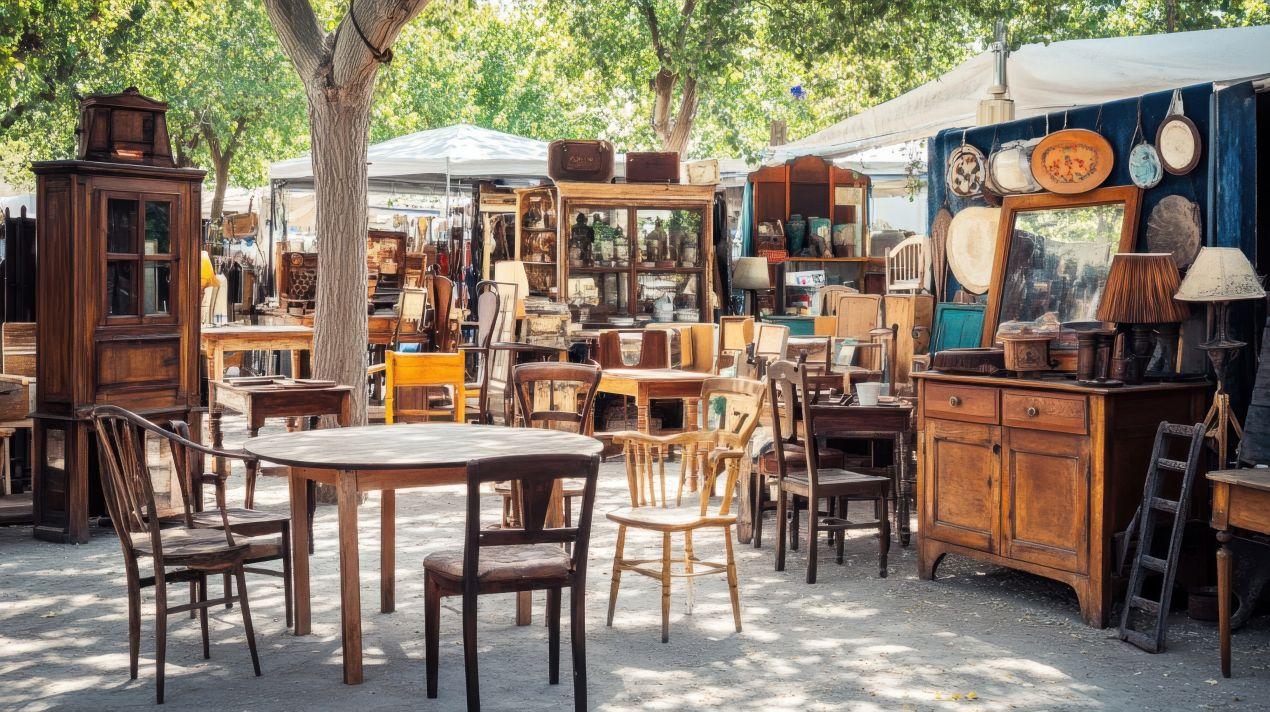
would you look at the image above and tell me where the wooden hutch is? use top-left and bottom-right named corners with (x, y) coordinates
top-left (536, 181), bottom-right (716, 322)
top-left (31, 89), bottom-right (203, 542)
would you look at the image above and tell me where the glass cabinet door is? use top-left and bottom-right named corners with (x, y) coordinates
top-left (102, 192), bottom-right (177, 320)
top-left (635, 208), bottom-right (704, 268)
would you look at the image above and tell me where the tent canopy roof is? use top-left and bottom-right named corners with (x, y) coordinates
top-left (771, 24), bottom-right (1270, 161)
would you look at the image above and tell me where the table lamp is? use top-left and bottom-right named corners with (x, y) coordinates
top-left (1095, 253), bottom-right (1190, 384)
top-left (733, 256), bottom-right (771, 317)
top-left (1175, 246), bottom-right (1266, 466)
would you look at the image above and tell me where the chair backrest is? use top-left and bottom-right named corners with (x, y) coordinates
top-left (512, 361), bottom-right (601, 434)
top-left (2, 322), bottom-right (36, 377)
top-left (385, 351), bottom-right (466, 423)
top-left (462, 453), bottom-right (601, 593)
top-left (930, 302), bottom-right (986, 353)
top-left (719, 316), bottom-right (754, 354)
top-left (834, 294), bottom-right (882, 340)
top-left (766, 359), bottom-right (829, 491)
top-left (645, 323), bottom-right (717, 373)
top-left (695, 377), bottom-right (767, 516)
top-left (815, 285), bottom-right (859, 316)
top-left (787, 335), bottom-right (833, 375)
top-left (885, 234), bottom-right (931, 293)
top-left (596, 329), bottom-right (669, 369)
top-left (430, 275), bottom-right (456, 351)
top-left (473, 280), bottom-right (502, 349)
top-left (753, 323), bottom-right (789, 361)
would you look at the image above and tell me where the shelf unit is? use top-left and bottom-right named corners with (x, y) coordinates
top-left (513, 186), bottom-right (559, 297)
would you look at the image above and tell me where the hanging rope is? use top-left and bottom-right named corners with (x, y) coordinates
top-left (349, 0), bottom-right (393, 64)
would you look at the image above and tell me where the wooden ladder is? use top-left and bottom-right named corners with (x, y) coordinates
top-left (1117, 421), bottom-right (1206, 653)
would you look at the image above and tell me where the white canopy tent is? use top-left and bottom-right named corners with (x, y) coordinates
top-left (770, 25), bottom-right (1270, 161)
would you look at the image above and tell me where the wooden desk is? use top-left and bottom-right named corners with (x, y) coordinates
top-left (209, 378), bottom-right (353, 474)
top-left (243, 423), bottom-right (603, 685)
top-left (598, 368), bottom-right (711, 434)
top-left (1208, 468), bottom-right (1270, 678)
top-left (201, 324), bottom-right (314, 382)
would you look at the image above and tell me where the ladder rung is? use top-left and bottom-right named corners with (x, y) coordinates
top-left (1150, 497), bottom-right (1179, 514)
top-left (1157, 458), bottom-right (1187, 471)
top-left (1131, 595), bottom-right (1161, 615)
top-left (1121, 628), bottom-right (1161, 653)
top-left (1140, 555), bottom-right (1168, 574)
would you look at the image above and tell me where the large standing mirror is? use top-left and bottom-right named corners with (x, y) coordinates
top-left (983, 185), bottom-right (1142, 345)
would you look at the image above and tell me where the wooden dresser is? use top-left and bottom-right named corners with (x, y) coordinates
top-left (913, 372), bottom-right (1206, 627)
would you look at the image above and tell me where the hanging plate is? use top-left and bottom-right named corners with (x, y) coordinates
top-left (1031, 129), bottom-right (1114, 194)
top-left (987, 138), bottom-right (1043, 194)
top-left (1145, 195), bottom-right (1202, 268)
top-left (1128, 142), bottom-right (1164, 189)
top-left (1157, 115), bottom-right (1201, 175)
top-left (946, 144), bottom-right (987, 198)
top-left (945, 207), bottom-right (1002, 295)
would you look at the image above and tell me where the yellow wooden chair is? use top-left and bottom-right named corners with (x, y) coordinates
top-left (382, 351), bottom-right (466, 423)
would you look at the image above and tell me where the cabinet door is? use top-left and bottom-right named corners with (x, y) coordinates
top-left (1001, 427), bottom-right (1090, 573)
top-left (923, 418), bottom-right (999, 552)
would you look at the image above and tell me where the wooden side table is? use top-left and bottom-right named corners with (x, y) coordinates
top-left (1208, 467), bottom-right (1270, 678)
top-left (201, 324), bottom-right (314, 382)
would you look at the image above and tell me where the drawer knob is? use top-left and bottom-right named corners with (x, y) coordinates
top-left (1026, 406), bottom-right (1039, 417)
top-left (948, 396), bottom-right (961, 407)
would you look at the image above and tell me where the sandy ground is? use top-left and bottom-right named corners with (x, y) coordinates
top-left (2, 415), bottom-right (1269, 711)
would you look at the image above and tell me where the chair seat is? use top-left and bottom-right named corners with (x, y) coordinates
top-left (606, 506), bottom-right (736, 532)
top-left (780, 468), bottom-right (890, 497)
top-left (423, 544), bottom-right (572, 583)
top-left (130, 528), bottom-right (248, 562)
top-left (759, 445), bottom-right (844, 474)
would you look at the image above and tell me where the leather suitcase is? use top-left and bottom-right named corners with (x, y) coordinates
top-left (625, 151), bottom-right (680, 183)
top-left (548, 139), bottom-right (615, 182)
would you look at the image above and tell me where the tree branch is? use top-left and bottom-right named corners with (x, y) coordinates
top-left (329, 0), bottom-right (431, 92)
top-left (673, 0), bottom-right (698, 55)
top-left (638, 0), bottom-right (668, 65)
top-left (261, 0), bottom-right (329, 80)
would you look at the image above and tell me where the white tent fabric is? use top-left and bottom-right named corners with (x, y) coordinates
top-left (771, 25), bottom-right (1270, 161)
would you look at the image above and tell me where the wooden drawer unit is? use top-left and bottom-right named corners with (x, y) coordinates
top-left (1002, 389), bottom-right (1087, 434)
top-left (924, 381), bottom-right (998, 424)
top-left (915, 372), bottom-right (1206, 628)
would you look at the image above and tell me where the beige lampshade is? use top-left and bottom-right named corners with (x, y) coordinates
top-left (732, 256), bottom-right (771, 290)
top-left (1095, 253), bottom-right (1190, 324)
top-left (1175, 247), bottom-right (1266, 302)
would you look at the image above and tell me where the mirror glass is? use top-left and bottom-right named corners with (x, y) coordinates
top-left (998, 203), bottom-right (1126, 325)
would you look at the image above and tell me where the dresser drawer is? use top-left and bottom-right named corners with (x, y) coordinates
top-left (1002, 390), bottom-right (1087, 435)
top-left (924, 382), bottom-right (998, 424)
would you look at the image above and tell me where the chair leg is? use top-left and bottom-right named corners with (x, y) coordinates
top-left (775, 488), bottom-right (787, 572)
top-left (424, 575), bottom-right (440, 699)
top-left (790, 496), bottom-right (800, 551)
top-left (569, 583), bottom-right (588, 712)
top-left (281, 523), bottom-right (294, 630)
top-left (547, 587), bottom-right (561, 685)
top-left (683, 530), bottom-right (696, 616)
top-left (606, 525), bottom-right (626, 627)
top-left (660, 533), bottom-right (672, 644)
top-left (126, 573), bottom-right (141, 680)
top-left (751, 474), bottom-right (762, 549)
top-left (235, 568), bottom-right (262, 677)
top-left (155, 574), bottom-right (167, 704)
top-left (198, 574), bottom-right (210, 659)
top-left (307, 479), bottom-right (317, 556)
top-left (188, 581), bottom-right (197, 620)
top-left (724, 526), bottom-right (742, 633)
top-left (836, 499), bottom-right (846, 566)
top-left (877, 492), bottom-right (891, 579)
top-left (462, 590), bottom-right (480, 712)
top-left (806, 497), bottom-right (819, 585)
top-left (223, 572), bottom-right (233, 610)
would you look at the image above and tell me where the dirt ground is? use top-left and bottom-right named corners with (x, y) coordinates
top-left (2, 414), bottom-right (1268, 711)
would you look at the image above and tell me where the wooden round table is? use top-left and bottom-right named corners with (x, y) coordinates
top-left (243, 423), bottom-right (602, 685)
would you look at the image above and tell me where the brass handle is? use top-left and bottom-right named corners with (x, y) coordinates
top-left (1026, 406), bottom-right (1039, 417)
top-left (948, 396), bottom-right (961, 407)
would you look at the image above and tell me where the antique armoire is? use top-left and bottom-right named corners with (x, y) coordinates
top-left (31, 89), bottom-right (203, 542)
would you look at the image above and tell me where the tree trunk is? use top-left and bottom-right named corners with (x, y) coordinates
top-left (650, 68), bottom-right (697, 155)
top-left (209, 157), bottom-right (231, 220)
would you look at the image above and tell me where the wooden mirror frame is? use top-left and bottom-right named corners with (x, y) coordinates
top-left (982, 184), bottom-right (1143, 346)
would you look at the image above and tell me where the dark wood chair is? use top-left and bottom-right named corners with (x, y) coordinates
top-left (767, 359), bottom-right (891, 583)
top-left (91, 405), bottom-right (262, 704)
top-left (424, 453), bottom-right (601, 712)
top-left (595, 328), bottom-right (670, 370)
top-left (461, 280), bottom-right (502, 423)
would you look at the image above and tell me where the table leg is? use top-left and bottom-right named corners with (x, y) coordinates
top-left (685, 398), bottom-right (700, 493)
top-left (290, 350), bottom-right (304, 379)
top-left (289, 473), bottom-right (312, 636)
top-left (1218, 528), bottom-right (1233, 678)
top-left (210, 409), bottom-right (226, 476)
top-left (381, 490), bottom-right (396, 613)
top-left (636, 394), bottom-right (651, 434)
top-left (897, 433), bottom-right (910, 547)
top-left (212, 348), bottom-right (226, 383)
top-left (336, 471), bottom-right (364, 685)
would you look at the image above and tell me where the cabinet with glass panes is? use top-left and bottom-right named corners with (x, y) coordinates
top-left (512, 185), bottom-right (559, 298)
top-left (555, 181), bottom-right (715, 323)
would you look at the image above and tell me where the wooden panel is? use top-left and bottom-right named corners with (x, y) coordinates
top-left (834, 294), bottom-right (881, 339)
top-left (924, 382), bottom-right (999, 424)
top-left (36, 180), bottom-right (74, 401)
top-left (884, 294), bottom-right (933, 390)
top-left (95, 337), bottom-right (180, 390)
top-left (924, 419), bottom-right (999, 552)
top-left (1227, 485), bottom-right (1270, 533)
top-left (1001, 428), bottom-right (1090, 573)
top-left (1002, 389), bottom-right (1088, 435)
top-left (2, 322), bottom-right (37, 377)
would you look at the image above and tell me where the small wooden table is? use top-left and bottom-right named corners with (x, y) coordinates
top-left (598, 368), bottom-right (711, 434)
top-left (1208, 467), bottom-right (1270, 678)
top-left (201, 324), bottom-right (314, 382)
top-left (243, 423), bottom-right (603, 685)
top-left (209, 377), bottom-right (353, 475)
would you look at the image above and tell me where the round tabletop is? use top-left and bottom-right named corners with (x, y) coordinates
top-left (242, 423), bottom-right (603, 470)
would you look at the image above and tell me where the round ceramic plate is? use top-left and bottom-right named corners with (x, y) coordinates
top-left (1145, 195), bottom-right (1202, 268)
top-left (946, 144), bottom-right (987, 198)
top-left (1128, 142), bottom-right (1163, 189)
top-left (945, 207), bottom-right (1001, 294)
top-left (988, 139), bottom-right (1043, 194)
top-left (1031, 129), bottom-right (1114, 194)
top-left (1157, 115), bottom-right (1201, 175)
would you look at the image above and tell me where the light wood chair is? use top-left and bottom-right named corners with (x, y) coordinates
top-left (718, 316), bottom-right (754, 372)
top-left (605, 377), bottom-right (767, 642)
top-left (884, 234), bottom-right (931, 294)
top-left (460, 281), bottom-right (503, 423)
top-left (815, 285), bottom-right (859, 316)
top-left (380, 351), bottom-right (466, 423)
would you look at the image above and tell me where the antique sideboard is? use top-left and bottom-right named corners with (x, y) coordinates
top-left (913, 371), bottom-right (1207, 627)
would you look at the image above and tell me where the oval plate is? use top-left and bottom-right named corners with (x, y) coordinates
top-left (1031, 129), bottom-right (1114, 195)
top-left (988, 138), bottom-right (1043, 194)
top-left (1157, 115), bottom-right (1201, 175)
top-left (946, 207), bottom-right (1002, 294)
top-left (1145, 195), bottom-right (1202, 268)
top-left (1128, 142), bottom-right (1163, 189)
top-left (946, 144), bottom-right (987, 198)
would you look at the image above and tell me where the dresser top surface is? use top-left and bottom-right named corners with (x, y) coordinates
top-left (914, 370), bottom-right (1210, 396)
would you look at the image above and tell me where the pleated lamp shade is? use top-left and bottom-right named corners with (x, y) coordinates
top-left (1095, 253), bottom-right (1190, 324)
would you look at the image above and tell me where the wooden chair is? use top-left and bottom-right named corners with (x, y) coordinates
top-left (647, 323), bottom-right (718, 373)
top-left (738, 322), bottom-right (788, 378)
top-left (718, 316), bottom-right (754, 371)
top-left (424, 453), bottom-right (601, 712)
top-left (382, 351), bottom-right (466, 423)
top-left (595, 329), bottom-right (670, 369)
top-left (815, 285), bottom-right (859, 317)
top-left (91, 405), bottom-right (262, 704)
top-left (768, 360), bottom-right (891, 583)
top-left (460, 280), bottom-right (503, 423)
top-left (606, 377), bottom-right (766, 642)
top-left (884, 234), bottom-right (931, 294)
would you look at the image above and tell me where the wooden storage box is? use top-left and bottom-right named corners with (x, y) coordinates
top-left (625, 151), bottom-right (680, 183)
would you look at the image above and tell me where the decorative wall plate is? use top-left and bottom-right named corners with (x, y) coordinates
top-left (945, 207), bottom-right (1001, 294)
top-left (1157, 114), bottom-right (1201, 175)
top-left (1031, 129), bottom-right (1114, 194)
top-left (988, 138), bottom-right (1043, 194)
top-left (1145, 195), bottom-right (1202, 268)
top-left (946, 144), bottom-right (987, 197)
top-left (1128, 142), bottom-right (1164, 189)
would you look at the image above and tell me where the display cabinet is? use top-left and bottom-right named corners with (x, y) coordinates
top-left (555, 181), bottom-right (715, 323)
top-left (513, 185), bottom-right (559, 298)
top-left (30, 90), bottom-right (203, 542)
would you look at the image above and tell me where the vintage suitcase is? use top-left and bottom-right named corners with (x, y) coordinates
top-left (625, 151), bottom-right (680, 183)
top-left (548, 139), bottom-right (615, 182)
top-left (684, 159), bottom-right (720, 185)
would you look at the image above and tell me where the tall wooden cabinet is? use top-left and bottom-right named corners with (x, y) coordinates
top-left (31, 90), bottom-right (203, 542)
top-left (914, 372), bottom-right (1206, 627)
